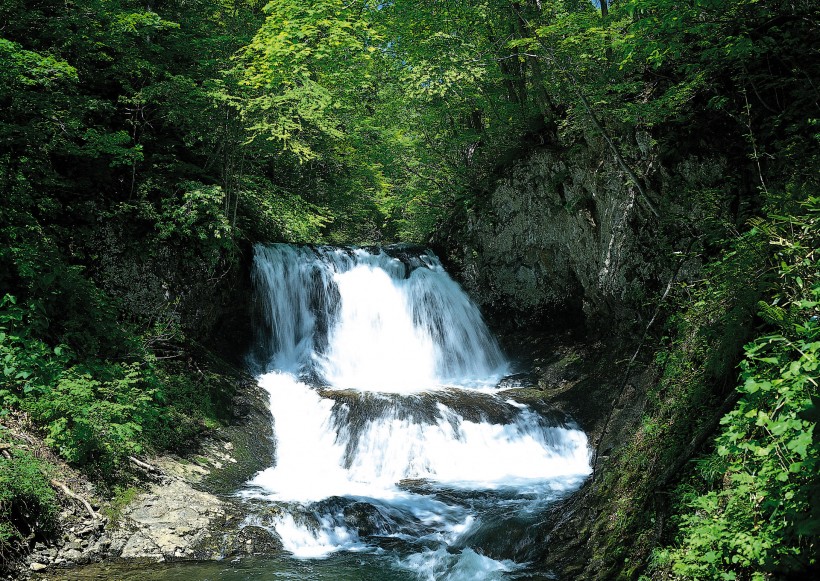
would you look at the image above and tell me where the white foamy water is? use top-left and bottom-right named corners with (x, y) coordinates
top-left (250, 244), bottom-right (509, 391)
top-left (270, 512), bottom-right (366, 558)
top-left (244, 244), bottom-right (592, 578)
top-left (400, 547), bottom-right (521, 581)
top-left (320, 264), bottom-right (439, 391)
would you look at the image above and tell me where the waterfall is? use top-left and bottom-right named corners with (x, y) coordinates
top-left (250, 243), bottom-right (508, 389)
top-left (244, 243), bottom-right (591, 579)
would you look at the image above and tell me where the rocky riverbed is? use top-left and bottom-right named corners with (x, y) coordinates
top-left (15, 330), bottom-right (646, 580)
top-left (16, 374), bottom-right (279, 579)
top-left (26, 463), bottom-right (242, 574)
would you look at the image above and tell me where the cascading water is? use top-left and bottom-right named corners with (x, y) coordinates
top-left (243, 243), bottom-right (592, 579)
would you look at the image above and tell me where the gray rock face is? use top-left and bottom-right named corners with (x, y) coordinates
top-left (447, 139), bottom-right (726, 328)
top-left (21, 376), bottom-right (278, 578)
top-left (110, 479), bottom-right (230, 562)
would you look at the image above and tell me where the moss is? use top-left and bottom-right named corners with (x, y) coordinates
top-left (102, 486), bottom-right (141, 527)
top-left (573, 231), bottom-right (768, 579)
top-left (200, 429), bottom-right (274, 495)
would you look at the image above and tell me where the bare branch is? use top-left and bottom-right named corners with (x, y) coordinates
top-left (50, 479), bottom-right (99, 521)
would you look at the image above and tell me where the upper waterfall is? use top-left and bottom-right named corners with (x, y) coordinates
top-left (250, 243), bottom-right (509, 392)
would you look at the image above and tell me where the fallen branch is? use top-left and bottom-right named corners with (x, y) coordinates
top-left (50, 479), bottom-right (98, 521)
top-left (128, 455), bottom-right (162, 474)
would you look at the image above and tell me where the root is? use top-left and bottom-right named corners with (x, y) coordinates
top-left (49, 479), bottom-right (98, 521)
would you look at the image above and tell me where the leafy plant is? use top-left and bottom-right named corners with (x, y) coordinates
top-left (652, 199), bottom-right (820, 579)
top-left (30, 362), bottom-right (156, 469)
top-left (0, 446), bottom-right (57, 561)
top-left (101, 485), bottom-right (140, 526)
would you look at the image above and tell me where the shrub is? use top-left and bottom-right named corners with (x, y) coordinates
top-left (28, 362), bottom-right (157, 470)
top-left (1, 294), bottom-right (159, 473)
top-left (653, 198), bottom-right (820, 579)
top-left (0, 446), bottom-right (57, 564)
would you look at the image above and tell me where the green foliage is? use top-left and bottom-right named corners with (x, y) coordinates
top-left (238, 0), bottom-right (379, 160)
top-left (651, 199), bottom-right (820, 579)
top-left (145, 357), bottom-right (230, 451)
top-left (31, 363), bottom-right (156, 467)
top-left (588, 204), bottom-right (820, 578)
top-left (101, 485), bottom-right (140, 525)
top-left (0, 0), bottom-right (307, 486)
top-left (79, 129), bottom-right (143, 168)
top-left (156, 182), bottom-right (235, 252)
top-left (0, 296), bottom-right (71, 407)
top-left (1, 294), bottom-right (155, 470)
top-left (0, 0), bottom-right (818, 576)
top-left (239, 179), bottom-right (329, 243)
top-left (0, 288), bottom-right (234, 475)
top-left (0, 37), bottom-right (77, 87)
top-left (114, 10), bottom-right (181, 34)
top-left (589, 225), bottom-right (767, 577)
top-left (661, 329), bottom-right (819, 578)
top-left (0, 444), bottom-right (58, 560)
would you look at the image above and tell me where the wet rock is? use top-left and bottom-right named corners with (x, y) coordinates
top-left (343, 502), bottom-right (392, 537)
top-left (322, 388), bottom-right (522, 433)
top-left (118, 532), bottom-right (160, 560)
top-left (62, 548), bottom-right (84, 562)
top-left (496, 372), bottom-right (536, 389)
top-left (377, 244), bottom-right (437, 276)
top-left (370, 535), bottom-right (439, 554)
top-left (29, 563), bottom-right (47, 572)
top-left (235, 525), bottom-right (281, 555)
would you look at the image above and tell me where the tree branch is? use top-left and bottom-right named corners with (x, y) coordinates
top-left (511, 6), bottom-right (660, 218)
top-left (50, 479), bottom-right (99, 521)
top-left (128, 455), bottom-right (162, 474)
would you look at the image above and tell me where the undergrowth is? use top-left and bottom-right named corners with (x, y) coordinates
top-left (587, 215), bottom-right (766, 578)
top-left (588, 197), bottom-right (820, 579)
top-left (646, 198), bottom-right (820, 579)
top-left (0, 439), bottom-right (57, 566)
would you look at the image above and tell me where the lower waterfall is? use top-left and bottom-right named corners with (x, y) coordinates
top-left (243, 243), bottom-right (592, 579)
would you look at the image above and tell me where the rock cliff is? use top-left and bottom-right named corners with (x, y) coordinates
top-left (441, 136), bottom-right (729, 330)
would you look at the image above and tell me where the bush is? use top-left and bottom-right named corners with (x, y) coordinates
top-left (1, 294), bottom-right (157, 473)
top-left (1, 290), bottom-right (232, 476)
top-left (653, 199), bottom-right (820, 579)
top-left (664, 327), bottom-right (819, 579)
top-left (29, 362), bottom-right (157, 469)
top-left (0, 446), bottom-right (57, 564)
